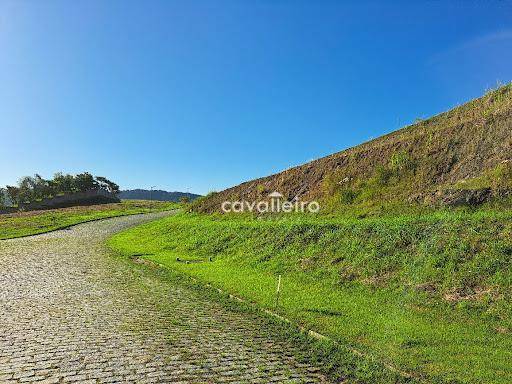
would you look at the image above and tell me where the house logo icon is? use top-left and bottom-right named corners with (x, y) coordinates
top-left (268, 191), bottom-right (283, 199)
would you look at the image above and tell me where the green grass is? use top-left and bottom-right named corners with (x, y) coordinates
top-left (0, 200), bottom-right (178, 239)
top-left (111, 240), bottom-right (412, 384)
top-left (109, 210), bottom-right (512, 383)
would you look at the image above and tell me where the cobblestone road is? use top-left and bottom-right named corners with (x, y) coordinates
top-left (0, 213), bottom-right (328, 383)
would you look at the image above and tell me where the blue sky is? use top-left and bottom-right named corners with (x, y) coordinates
top-left (0, 1), bottom-right (511, 195)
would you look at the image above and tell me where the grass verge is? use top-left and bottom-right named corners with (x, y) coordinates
top-left (108, 210), bottom-right (512, 384)
top-left (109, 242), bottom-right (418, 384)
top-left (0, 200), bottom-right (178, 240)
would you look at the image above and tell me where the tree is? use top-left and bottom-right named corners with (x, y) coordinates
top-left (74, 172), bottom-right (98, 192)
top-left (0, 188), bottom-right (5, 209)
top-left (6, 186), bottom-right (20, 206)
top-left (52, 173), bottom-right (76, 195)
top-left (2, 172), bottom-right (121, 207)
top-left (32, 174), bottom-right (52, 200)
top-left (12, 174), bottom-right (53, 202)
top-left (95, 176), bottom-right (120, 194)
top-left (17, 176), bottom-right (36, 203)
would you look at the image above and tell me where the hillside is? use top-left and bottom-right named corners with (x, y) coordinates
top-left (119, 189), bottom-right (201, 202)
top-left (195, 85), bottom-right (512, 212)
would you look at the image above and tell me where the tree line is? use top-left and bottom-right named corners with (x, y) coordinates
top-left (0, 172), bottom-right (119, 206)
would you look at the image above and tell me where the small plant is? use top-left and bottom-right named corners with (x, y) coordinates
top-left (390, 150), bottom-right (415, 173)
top-left (256, 184), bottom-right (267, 196)
top-left (322, 172), bottom-right (341, 195)
top-left (339, 189), bottom-right (358, 204)
top-left (374, 165), bottom-right (393, 186)
top-left (493, 161), bottom-right (512, 189)
top-left (179, 196), bottom-right (190, 204)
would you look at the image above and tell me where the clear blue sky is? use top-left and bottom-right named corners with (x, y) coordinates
top-left (1, 1), bottom-right (511, 195)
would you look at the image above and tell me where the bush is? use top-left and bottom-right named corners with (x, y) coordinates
top-left (494, 162), bottom-right (512, 189)
top-left (374, 165), bottom-right (393, 186)
top-left (339, 189), bottom-right (358, 204)
top-left (390, 150), bottom-right (415, 173)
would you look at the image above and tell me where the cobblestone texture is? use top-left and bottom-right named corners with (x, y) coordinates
top-left (0, 213), bottom-right (328, 383)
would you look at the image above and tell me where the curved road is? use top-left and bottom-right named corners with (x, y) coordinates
top-left (0, 213), bottom-right (327, 383)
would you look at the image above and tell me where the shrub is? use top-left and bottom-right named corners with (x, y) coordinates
top-left (390, 150), bottom-right (415, 173)
top-left (339, 189), bottom-right (358, 204)
top-left (256, 184), bottom-right (267, 196)
top-left (322, 172), bottom-right (341, 196)
top-left (180, 196), bottom-right (190, 204)
top-left (374, 165), bottom-right (393, 186)
top-left (494, 162), bottom-right (512, 189)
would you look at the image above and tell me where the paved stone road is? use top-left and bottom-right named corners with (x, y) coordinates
top-left (0, 213), bottom-right (328, 383)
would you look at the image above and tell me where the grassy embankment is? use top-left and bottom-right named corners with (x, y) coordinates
top-left (109, 209), bottom-right (512, 384)
top-left (0, 200), bottom-right (177, 240)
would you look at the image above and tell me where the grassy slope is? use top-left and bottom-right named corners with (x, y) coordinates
top-left (109, 210), bottom-right (512, 384)
top-left (194, 84), bottom-right (512, 213)
top-left (0, 200), bottom-right (177, 239)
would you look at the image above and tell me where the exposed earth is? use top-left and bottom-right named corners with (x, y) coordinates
top-left (0, 213), bottom-right (327, 383)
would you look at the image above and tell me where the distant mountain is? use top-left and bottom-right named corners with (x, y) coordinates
top-left (118, 189), bottom-right (201, 202)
